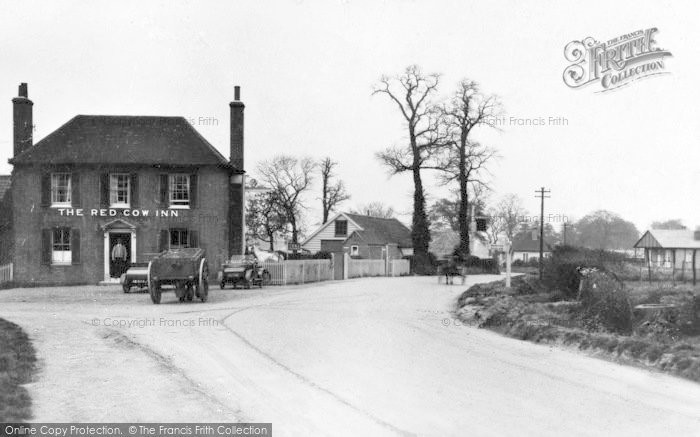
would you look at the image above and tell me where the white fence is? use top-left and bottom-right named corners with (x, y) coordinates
top-left (389, 259), bottom-right (410, 277)
top-left (347, 259), bottom-right (386, 278)
top-left (0, 263), bottom-right (13, 283)
top-left (261, 259), bottom-right (333, 285)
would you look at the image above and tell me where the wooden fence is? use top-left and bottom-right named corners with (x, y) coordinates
top-left (261, 259), bottom-right (333, 285)
top-left (389, 259), bottom-right (410, 277)
top-left (0, 263), bottom-right (13, 283)
top-left (347, 259), bottom-right (386, 278)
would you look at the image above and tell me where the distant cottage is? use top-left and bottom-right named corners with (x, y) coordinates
top-left (302, 212), bottom-right (413, 259)
top-left (0, 83), bottom-right (247, 285)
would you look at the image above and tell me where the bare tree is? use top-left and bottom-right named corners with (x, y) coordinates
top-left (350, 201), bottom-right (395, 219)
top-left (246, 191), bottom-right (289, 251)
top-left (256, 156), bottom-right (315, 244)
top-left (320, 157), bottom-right (350, 224)
top-left (373, 65), bottom-right (446, 273)
top-left (490, 194), bottom-right (528, 242)
top-left (439, 79), bottom-right (501, 257)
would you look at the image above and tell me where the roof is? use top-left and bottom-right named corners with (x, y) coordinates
top-left (10, 115), bottom-right (233, 168)
top-left (343, 213), bottom-right (412, 247)
top-left (634, 229), bottom-right (700, 249)
top-left (512, 234), bottom-right (553, 252)
top-left (302, 212), bottom-right (412, 248)
top-left (0, 175), bottom-right (10, 200)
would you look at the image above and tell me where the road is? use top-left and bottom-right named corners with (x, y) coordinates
top-left (2, 276), bottom-right (700, 436)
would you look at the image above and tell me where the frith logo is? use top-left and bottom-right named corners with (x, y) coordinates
top-left (563, 28), bottom-right (672, 92)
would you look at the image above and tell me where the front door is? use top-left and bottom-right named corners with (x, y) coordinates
top-left (109, 232), bottom-right (131, 278)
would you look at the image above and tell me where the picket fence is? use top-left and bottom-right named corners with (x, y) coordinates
top-left (0, 263), bottom-right (13, 283)
top-left (261, 259), bottom-right (334, 285)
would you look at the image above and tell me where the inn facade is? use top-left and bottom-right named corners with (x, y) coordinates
top-left (3, 83), bottom-right (246, 285)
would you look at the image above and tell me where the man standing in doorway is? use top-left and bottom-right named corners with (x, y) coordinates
top-left (112, 238), bottom-right (128, 277)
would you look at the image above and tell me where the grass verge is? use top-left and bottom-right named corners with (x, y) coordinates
top-left (456, 277), bottom-right (700, 383)
top-left (0, 318), bottom-right (37, 421)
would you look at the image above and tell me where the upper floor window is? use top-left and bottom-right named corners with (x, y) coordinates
top-left (110, 173), bottom-right (130, 207)
top-left (51, 173), bottom-right (71, 206)
top-left (335, 220), bottom-right (347, 237)
top-left (169, 174), bottom-right (190, 208)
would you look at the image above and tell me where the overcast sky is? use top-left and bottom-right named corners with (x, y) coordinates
top-left (1, 0), bottom-right (698, 233)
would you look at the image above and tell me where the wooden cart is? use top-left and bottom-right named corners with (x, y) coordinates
top-left (147, 248), bottom-right (209, 304)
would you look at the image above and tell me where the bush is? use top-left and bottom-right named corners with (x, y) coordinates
top-left (543, 245), bottom-right (629, 298)
top-left (286, 251), bottom-right (332, 260)
top-left (578, 269), bottom-right (633, 334)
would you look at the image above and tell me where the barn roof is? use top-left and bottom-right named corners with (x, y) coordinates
top-left (9, 115), bottom-right (233, 168)
top-left (634, 229), bottom-right (700, 249)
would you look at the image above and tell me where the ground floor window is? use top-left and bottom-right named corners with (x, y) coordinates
top-left (522, 253), bottom-right (528, 263)
top-left (170, 228), bottom-right (189, 249)
top-left (350, 245), bottom-right (359, 256)
top-left (52, 228), bottom-right (71, 264)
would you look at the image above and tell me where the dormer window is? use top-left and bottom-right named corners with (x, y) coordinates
top-left (335, 220), bottom-right (348, 237)
top-left (50, 173), bottom-right (71, 207)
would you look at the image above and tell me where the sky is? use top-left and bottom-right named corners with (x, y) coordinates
top-left (1, 0), bottom-right (698, 234)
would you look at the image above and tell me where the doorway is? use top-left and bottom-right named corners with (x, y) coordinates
top-left (109, 232), bottom-right (131, 278)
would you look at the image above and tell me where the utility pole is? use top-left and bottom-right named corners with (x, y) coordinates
top-left (563, 222), bottom-right (569, 245)
top-left (535, 187), bottom-right (551, 279)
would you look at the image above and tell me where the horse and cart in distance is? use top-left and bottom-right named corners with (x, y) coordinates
top-left (121, 248), bottom-right (210, 304)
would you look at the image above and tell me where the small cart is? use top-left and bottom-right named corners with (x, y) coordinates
top-left (147, 248), bottom-right (209, 304)
top-left (120, 262), bottom-right (150, 293)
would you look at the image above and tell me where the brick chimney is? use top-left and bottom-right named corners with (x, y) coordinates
top-left (228, 85), bottom-right (245, 256)
top-left (229, 85), bottom-right (244, 170)
top-left (12, 83), bottom-right (33, 157)
top-left (694, 229), bottom-right (700, 241)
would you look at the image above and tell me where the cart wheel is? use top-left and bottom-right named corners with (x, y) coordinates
top-left (262, 271), bottom-right (271, 286)
top-left (198, 258), bottom-right (209, 302)
top-left (147, 261), bottom-right (161, 304)
top-left (149, 280), bottom-right (161, 304)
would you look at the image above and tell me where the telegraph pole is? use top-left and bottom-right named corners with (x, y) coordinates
top-left (563, 222), bottom-right (569, 245)
top-left (535, 187), bottom-right (551, 279)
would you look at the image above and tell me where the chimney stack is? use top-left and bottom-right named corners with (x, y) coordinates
top-left (229, 85), bottom-right (244, 170)
top-left (12, 82), bottom-right (33, 157)
top-left (694, 229), bottom-right (700, 241)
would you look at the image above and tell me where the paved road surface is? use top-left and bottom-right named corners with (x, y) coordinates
top-left (2, 276), bottom-right (700, 436)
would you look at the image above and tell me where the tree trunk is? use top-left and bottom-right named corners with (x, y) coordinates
top-left (457, 142), bottom-right (470, 257)
top-left (411, 166), bottom-right (431, 274)
top-left (267, 231), bottom-right (275, 251)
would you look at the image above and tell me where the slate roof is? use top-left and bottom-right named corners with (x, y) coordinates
top-left (10, 115), bottom-right (232, 168)
top-left (512, 234), bottom-right (553, 252)
top-left (344, 213), bottom-right (412, 248)
top-left (0, 175), bottom-right (10, 200)
top-left (634, 229), bottom-right (700, 249)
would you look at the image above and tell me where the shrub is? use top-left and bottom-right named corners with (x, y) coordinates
top-left (578, 269), bottom-right (633, 334)
top-left (286, 251), bottom-right (332, 260)
top-left (543, 245), bottom-right (629, 298)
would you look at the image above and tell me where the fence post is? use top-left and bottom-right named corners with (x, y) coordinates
top-left (343, 253), bottom-right (349, 280)
top-left (10, 262), bottom-right (13, 281)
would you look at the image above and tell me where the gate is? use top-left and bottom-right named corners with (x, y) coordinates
top-left (331, 252), bottom-right (345, 280)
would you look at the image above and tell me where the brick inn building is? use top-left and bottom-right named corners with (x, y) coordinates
top-left (0, 83), bottom-right (246, 285)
